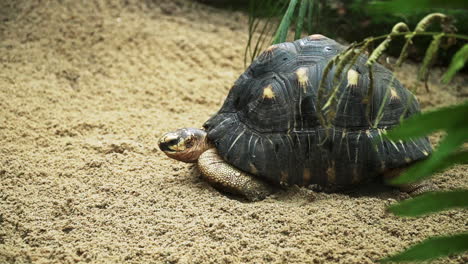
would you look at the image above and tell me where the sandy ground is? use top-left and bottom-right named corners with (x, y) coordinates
top-left (0, 1), bottom-right (467, 263)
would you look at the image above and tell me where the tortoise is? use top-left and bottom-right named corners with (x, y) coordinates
top-left (158, 34), bottom-right (433, 201)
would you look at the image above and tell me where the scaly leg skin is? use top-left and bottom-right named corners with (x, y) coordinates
top-left (384, 167), bottom-right (438, 196)
top-left (197, 148), bottom-right (275, 201)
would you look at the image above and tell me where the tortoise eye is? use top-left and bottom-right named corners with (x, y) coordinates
top-left (185, 137), bottom-right (194, 148)
top-left (323, 46), bottom-right (333, 52)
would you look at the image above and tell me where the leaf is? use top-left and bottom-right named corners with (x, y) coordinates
top-left (442, 44), bottom-right (468, 84)
top-left (294, 0), bottom-right (308, 40)
top-left (373, 81), bottom-right (392, 128)
top-left (306, 0), bottom-right (314, 34)
top-left (368, 0), bottom-right (468, 15)
top-left (386, 101), bottom-right (468, 141)
top-left (395, 13), bottom-right (449, 67)
top-left (245, 0), bottom-right (288, 65)
top-left (417, 33), bottom-right (443, 82)
top-left (367, 22), bottom-right (408, 67)
top-left (272, 0), bottom-right (299, 44)
top-left (388, 189), bottom-right (468, 217)
top-left (390, 130), bottom-right (468, 184)
top-left (395, 33), bottom-right (415, 67)
top-left (380, 233), bottom-right (468, 263)
top-left (414, 13), bottom-right (448, 33)
top-left (367, 38), bottom-right (390, 66)
top-left (420, 149), bottom-right (468, 175)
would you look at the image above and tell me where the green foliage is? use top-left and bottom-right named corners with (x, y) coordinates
top-left (374, 10), bottom-right (468, 263)
top-left (383, 99), bottom-right (468, 262)
top-left (386, 101), bottom-right (468, 184)
top-left (244, 2), bottom-right (468, 262)
top-left (294, 0), bottom-right (309, 40)
top-left (380, 233), bottom-right (468, 263)
top-left (386, 101), bottom-right (468, 140)
top-left (272, 0), bottom-right (299, 44)
top-left (442, 44), bottom-right (468, 83)
top-left (396, 13), bottom-right (450, 68)
top-left (244, 0), bottom-right (288, 66)
top-left (244, 0), bottom-right (316, 64)
top-left (388, 189), bottom-right (468, 217)
top-left (417, 33), bottom-right (443, 83)
top-left (361, 0), bottom-right (465, 68)
top-left (367, 0), bottom-right (468, 15)
top-left (210, 0), bottom-right (467, 67)
top-left (366, 22), bottom-right (406, 66)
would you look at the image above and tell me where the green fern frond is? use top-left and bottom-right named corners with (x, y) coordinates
top-left (367, 23), bottom-right (409, 66)
top-left (294, 0), bottom-right (309, 40)
top-left (417, 33), bottom-right (443, 84)
top-left (441, 44), bottom-right (468, 83)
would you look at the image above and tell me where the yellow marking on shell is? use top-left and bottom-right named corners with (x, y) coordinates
top-left (280, 171), bottom-right (289, 186)
top-left (296, 67), bottom-right (309, 93)
top-left (309, 34), bottom-right (325, 40)
top-left (303, 168), bottom-right (311, 185)
top-left (347, 69), bottom-right (359, 88)
top-left (390, 87), bottom-right (400, 100)
top-left (249, 163), bottom-right (258, 175)
top-left (422, 150), bottom-right (429, 156)
top-left (365, 130), bottom-right (371, 137)
top-left (261, 45), bottom-right (278, 61)
top-left (326, 161), bottom-right (336, 183)
top-left (263, 85), bottom-right (275, 99)
top-left (266, 44), bottom-right (278, 52)
top-left (405, 157), bottom-right (412, 163)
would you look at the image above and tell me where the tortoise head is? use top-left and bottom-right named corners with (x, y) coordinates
top-left (158, 128), bottom-right (210, 163)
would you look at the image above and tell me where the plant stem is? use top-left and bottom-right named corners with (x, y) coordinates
top-left (357, 31), bottom-right (468, 47)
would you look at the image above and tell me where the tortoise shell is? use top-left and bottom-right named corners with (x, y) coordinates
top-left (203, 35), bottom-right (432, 188)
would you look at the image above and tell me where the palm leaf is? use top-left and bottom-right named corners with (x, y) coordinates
top-left (390, 129), bottom-right (468, 184)
top-left (417, 33), bottom-right (443, 83)
top-left (380, 233), bottom-right (468, 263)
top-left (388, 189), bottom-right (468, 217)
top-left (306, 0), bottom-right (314, 34)
top-left (294, 0), bottom-right (309, 40)
top-left (441, 44), bottom-right (468, 84)
top-left (245, 0), bottom-right (288, 65)
top-left (272, 0), bottom-right (299, 44)
top-left (385, 101), bottom-right (468, 141)
top-left (368, 0), bottom-right (468, 14)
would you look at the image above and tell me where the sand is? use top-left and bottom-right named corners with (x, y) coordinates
top-left (0, 1), bottom-right (467, 263)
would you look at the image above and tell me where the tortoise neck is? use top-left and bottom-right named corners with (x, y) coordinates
top-left (190, 128), bottom-right (212, 154)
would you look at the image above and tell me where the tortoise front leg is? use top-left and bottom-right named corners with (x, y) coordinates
top-left (384, 167), bottom-right (437, 196)
top-left (197, 148), bottom-right (275, 201)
